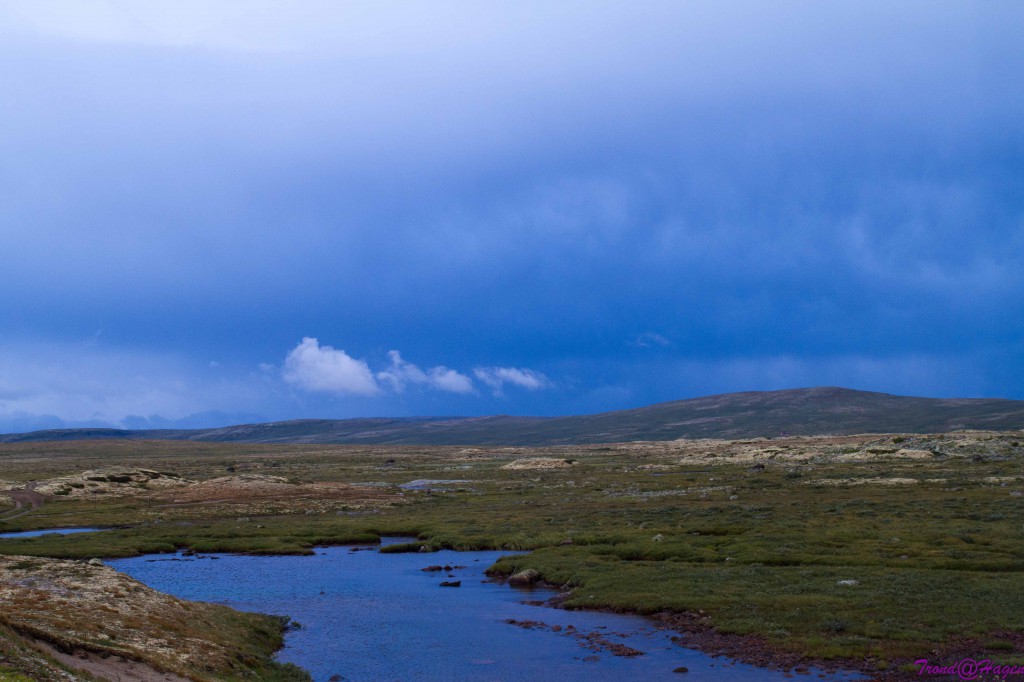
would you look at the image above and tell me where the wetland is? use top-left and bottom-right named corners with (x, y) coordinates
top-left (1, 432), bottom-right (1023, 680)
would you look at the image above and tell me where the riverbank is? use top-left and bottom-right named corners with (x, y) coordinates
top-left (0, 554), bottom-right (309, 681)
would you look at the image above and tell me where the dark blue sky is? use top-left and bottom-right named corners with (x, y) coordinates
top-left (1, 2), bottom-right (1022, 431)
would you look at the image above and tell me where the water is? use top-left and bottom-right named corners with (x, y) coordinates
top-left (111, 540), bottom-right (862, 682)
top-left (398, 479), bottom-right (470, 491)
top-left (0, 527), bottom-right (103, 539)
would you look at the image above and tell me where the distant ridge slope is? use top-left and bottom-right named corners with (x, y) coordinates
top-left (3, 387), bottom-right (1023, 446)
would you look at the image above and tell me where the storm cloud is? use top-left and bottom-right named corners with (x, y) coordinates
top-left (1, 2), bottom-right (1021, 430)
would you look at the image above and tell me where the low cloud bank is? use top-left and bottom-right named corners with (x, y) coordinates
top-left (0, 341), bottom-right (273, 433)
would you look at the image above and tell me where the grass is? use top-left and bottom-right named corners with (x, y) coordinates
top-left (488, 550), bottom-right (1024, 659)
top-left (1, 433), bottom-right (1023, 678)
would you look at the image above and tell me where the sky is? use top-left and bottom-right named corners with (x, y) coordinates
top-left (1, 1), bottom-right (1022, 432)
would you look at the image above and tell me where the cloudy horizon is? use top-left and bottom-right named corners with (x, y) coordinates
top-left (2, 1), bottom-right (1022, 432)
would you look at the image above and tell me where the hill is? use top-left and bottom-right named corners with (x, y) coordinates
top-left (3, 387), bottom-right (1023, 446)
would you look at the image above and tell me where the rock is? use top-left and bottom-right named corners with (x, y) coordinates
top-left (607, 642), bottom-right (644, 657)
top-left (501, 458), bottom-right (575, 470)
top-left (421, 565), bottom-right (443, 572)
top-left (652, 533), bottom-right (664, 542)
top-left (439, 580), bottom-right (461, 587)
top-left (87, 558), bottom-right (103, 566)
top-left (329, 675), bottom-right (344, 681)
top-left (508, 569), bottom-right (541, 586)
top-left (837, 579), bottom-right (859, 586)
top-left (673, 666), bottom-right (689, 673)
top-left (728, 495), bottom-right (739, 500)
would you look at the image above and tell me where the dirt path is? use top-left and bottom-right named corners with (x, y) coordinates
top-left (31, 637), bottom-right (192, 682)
top-left (0, 482), bottom-right (43, 521)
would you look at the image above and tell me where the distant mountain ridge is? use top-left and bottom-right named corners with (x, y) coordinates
top-left (3, 387), bottom-right (1023, 446)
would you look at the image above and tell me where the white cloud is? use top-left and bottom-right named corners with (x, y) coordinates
top-left (281, 342), bottom-right (543, 398)
top-left (0, 336), bottom-right (551, 434)
top-left (282, 341), bottom-right (476, 396)
top-left (376, 350), bottom-right (474, 394)
top-left (634, 332), bottom-right (673, 348)
top-left (282, 337), bottom-right (379, 396)
top-left (473, 366), bottom-right (551, 396)
top-left (428, 367), bottom-right (476, 394)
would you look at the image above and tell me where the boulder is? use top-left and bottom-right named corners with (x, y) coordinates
top-left (508, 569), bottom-right (541, 586)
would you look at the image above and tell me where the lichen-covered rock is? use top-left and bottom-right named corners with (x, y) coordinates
top-left (508, 569), bottom-right (541, 586)
top-left (35, 469), bottom-right (191, 499)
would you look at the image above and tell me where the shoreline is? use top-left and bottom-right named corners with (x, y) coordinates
top-left (497, 575), bottom-right (1018, 682)
top-left (500, 577), bottom-right (875, 679)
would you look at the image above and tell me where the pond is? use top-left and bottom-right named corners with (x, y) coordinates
top-left (110, 540), bottom-right (862, 682)
top-left (0, 527), bottom-right (103, 539)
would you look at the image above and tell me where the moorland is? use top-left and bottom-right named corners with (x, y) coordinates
top-left (0, 429), bottom-right (1022, 680)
